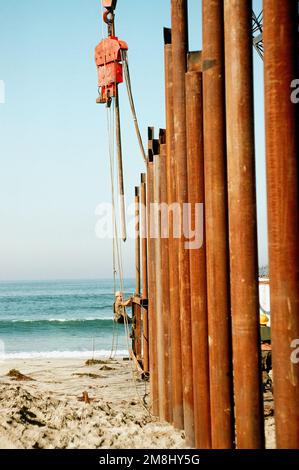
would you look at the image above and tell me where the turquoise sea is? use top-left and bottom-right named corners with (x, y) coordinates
top-left (0, 279), bottom-right (135, 359)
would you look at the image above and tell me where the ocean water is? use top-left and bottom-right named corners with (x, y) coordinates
top-left (0, 279), bottom-right (135, 359)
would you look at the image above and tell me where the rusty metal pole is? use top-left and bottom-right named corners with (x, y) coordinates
top-left (141, 173), bottom-right (149, 375)
top-left (224, 0), bottom-right (264, 448)
top-left (107, 14), bottom-right (126, 242)
top-left (263, 0), bottom-right (299, 448)
top-left (115, 91), bottom-right (126, 242)
top-left (202, 0), bottom-right (234, 449)
top-left (164, 28), bottom-right (183, 429)
top-left (186, 70), bottom-right (211, 449)
top-left (153, 147), bottom-right (166, 420)
top-left (134, 186), bottom-right (142, 359)
top-left (160, 139), bottom-right (172, 423)
top-left (147, 130), bottom-right (159, 415)
top-left (171, 0), bottom-right (194, 444)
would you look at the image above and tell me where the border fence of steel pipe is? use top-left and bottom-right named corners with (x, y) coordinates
top-left (136, 0), bottom-right (299, 450)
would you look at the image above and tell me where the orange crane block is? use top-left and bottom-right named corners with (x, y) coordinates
top-left (95, 36), bottom-right (128, 104)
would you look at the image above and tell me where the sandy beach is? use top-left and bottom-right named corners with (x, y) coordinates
top-left (0, 357), bottom-right (276, 450)
top-left (0, 358), bottom-right (186, 449)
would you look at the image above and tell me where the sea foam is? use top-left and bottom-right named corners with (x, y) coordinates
top-left (0, 349), bottom-right (128, 360)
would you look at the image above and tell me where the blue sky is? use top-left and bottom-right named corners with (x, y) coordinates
top-left (0, 0), bottom-right (266, 281)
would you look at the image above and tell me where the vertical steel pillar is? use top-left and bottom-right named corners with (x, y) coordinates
top-left (141, 173), bottom-right (149, 375)
top-left (134, 186), bottom-right (142, 359)
top-left (264, 0), bottom-right (299, 448)
top-left (171, 0), bottom-right (194, 445)
top-left (160, 137), bottom-right (172, 422)
top-left (202, 0), bottom-right (234, 449)
top-left (224, 0), bottom-right (264, 448)
top-left (147, 130), bottom-right (159, 415)
top-left (153, 148), bottom-right (165, 420)
top-left (115, 90), bottom-right (127, 242)
top-left (186, 70), bottom-right (211, 449)
top-left (164, 28), bottom-right (183, 429)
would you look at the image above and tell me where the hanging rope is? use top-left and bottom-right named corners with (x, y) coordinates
top-left (99, 20), bottom-right (121, 360)
top-left (121, 50), bottom-right (147, 164)
top-left (99, 23), bottom-right (127, 358)
top-left (107, 101), bottom-right (120, 359)
top-left (97, 6), bottom-right (150, 411)
top-left (109, 62), bottom-right (149, 412)
top-left (106, 106), bottom-right (149, 407)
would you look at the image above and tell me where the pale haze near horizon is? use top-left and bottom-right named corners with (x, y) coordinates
top-left (0, 0), bottom-right (266, 282)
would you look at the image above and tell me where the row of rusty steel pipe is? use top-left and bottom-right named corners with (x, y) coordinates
top-left (134, 0), bottom-right (298, 449)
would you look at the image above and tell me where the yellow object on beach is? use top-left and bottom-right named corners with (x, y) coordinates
top-left (260, 312), bottom-right (269, 326)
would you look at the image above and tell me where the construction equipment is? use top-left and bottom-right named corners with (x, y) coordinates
top-left (95, 1), bottom-right (127, 241)
top-left (95, 30), bottom-right (128, 106)
top-left (95, 1), bottom-right (146, 244)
